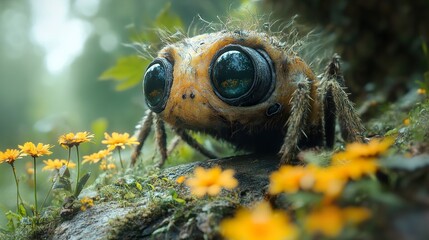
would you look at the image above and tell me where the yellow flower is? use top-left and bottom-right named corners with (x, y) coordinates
top-left (58, 131), bottom-right (94, 148)
top-left (417, 88), bottom-right (427, 95)
top-left (42, 159), bottom-right (76, 171)
top-left (403, 118), bottom-right (410, 126)
top-left (342, 206), bottom-right (372, 224)
top-left (0, 149), bottom-right (22, 164)
top-left (220, 202), bottom-right (298, 240)
top-left (334, 160), bottom-right (378, 180)
top-left (19, 142), bottom-right (53, 158)
top-left (305, 205), bottom-right (343, 237)
top-left (107, 163), bottom-right (116, 170)
top-left (268, 166), bottom-right (307, 195)
top-left (101, 132), bottom-right (139, 151)
top-left (268, 164), bottom-right (347, 198)
top-left (26, 162), bottom-right (34, 175)
top-left (305, 205), bottom-right (371, 237)
top-left (332, 137), bottom-right (394, 163)
top-left (269, 138), bottom-right (394, 201)
top-left (311, 167), bottom-right (347, 200)
top-left (185, 166), bottom-right (238, 197)
top-left (82, 149), bottom-right (111, 164)
top-left (99, 160), bottom-right (116, 171)
top-left (80, 196), bottom-right (94, 211)
top-left (176, 175), bottom-right (187, 184)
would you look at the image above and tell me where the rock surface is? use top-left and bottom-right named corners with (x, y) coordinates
top-left (51, 154), bottom-right (280, 240)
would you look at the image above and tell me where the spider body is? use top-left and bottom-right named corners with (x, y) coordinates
top-left (132, 30), bottom-right (364, 166)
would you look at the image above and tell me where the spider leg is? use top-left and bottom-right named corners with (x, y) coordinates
top-left (131, 110), bottom-right (154, 166)
top-left (154, 115), bottom-right (168, 167)
top-left (320, 54), bottom-right (365, 143)
top-left (279, 73), bottom-right (312, 164)
top-left (172, 128), bottom-right (218, 159)
top-left (167, 136), bottom-right (181, 156)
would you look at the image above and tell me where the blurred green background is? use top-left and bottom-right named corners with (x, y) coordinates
top-left (0, 0), bottom-right (243, 227)
top-left (1, 0), bottom-right (428, 229)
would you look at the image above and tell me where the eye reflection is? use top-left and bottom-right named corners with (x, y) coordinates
top-left (144, 63), bottom-right (165, 107)
top-left (143, 58), bottom-right (173, 113)
top-left (209, 44), bottom-right (275, 106)
top-left (212, 50), bottom-right (254, 99)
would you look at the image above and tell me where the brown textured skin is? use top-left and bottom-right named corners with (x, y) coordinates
top-left (155, 31), bottom-right (323, 153)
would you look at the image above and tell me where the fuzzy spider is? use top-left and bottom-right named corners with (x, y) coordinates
top-left (130, 30), bottom-right (365, 167)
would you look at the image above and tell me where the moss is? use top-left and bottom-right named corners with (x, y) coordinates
top-left (107, 197), bottom-right (239, 240)
top-left (5, 208), bottom-right (61, 240)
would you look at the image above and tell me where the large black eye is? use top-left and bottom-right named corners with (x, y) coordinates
top-left (143, 58), bottom-right (173, 113)
top-left (209, 44), bottom-right (275, 106)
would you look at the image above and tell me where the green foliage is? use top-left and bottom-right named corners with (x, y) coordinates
top-left (99, 55), bottom-right (150, 91)
top-left (5, 211), bottom-right (20, 232)
top-left (53, 166), bottom-right (72, 192)
top-left (408, 100), bottom-right (429, 142)
top-left (100, 3), bottom-right (184, 91)
top-left (154, 3), bottom-right (184, 32)
top-left (417, 41), bottom-right (429, 91)
top-left (381, 154), bottom-right (429, 171)
top-left (281, 192), bottom-right (323, 209)
top-left (170, 190), bottom-right (186, 204)
top-left (342, 179), bottom-right (403, 206)
top-left (300, 150), bottom-right (333, 167)
top-left (75, 172), bottom-right (91, 197)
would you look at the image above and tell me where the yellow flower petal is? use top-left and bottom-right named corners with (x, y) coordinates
top-left (176, 175), bottom-right (186, 184)
top-left (305, 205), bottom-right (344, 237)
top-left (102, 132), bottom-right (139, 151)
top-left (0, 149), bottom-right (22, 164)
top-left (19, 142), bottom-right (53, 158)
top-left (42, 159), bottom-right (76, 171)
top-left (82, 149), bottom-right (111, 164)
top-left (220, 202), bottom-right (298, 240)
top-left (58, 132), bottom-right (94, 148)
top-left (185, 166), bottom-right (238, 197)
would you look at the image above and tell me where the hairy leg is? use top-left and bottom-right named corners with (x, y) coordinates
top-left (279, 73), bottom-right (312, 164)
top-left (131, 110), bottom-right (154, 166)
top-left (167, 136), bottom-right (181, 156)
top-left (172, 128), bottom-right (218, 159)
top-left (155, 115), bottom-right (168, 167)
top-left (320, 54), bottom-right (365, 143)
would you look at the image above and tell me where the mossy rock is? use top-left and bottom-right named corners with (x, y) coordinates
top-left (51, 155), bottom-right (279, 240)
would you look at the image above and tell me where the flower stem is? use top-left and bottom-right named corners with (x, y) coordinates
top-left (75, 145), bottom-right (81, 196)
top-left (33, 157), bottom-right (38, 216)
top-left (41, 173), bottom-right (56, 211)
top-left (118, 148), bottom-right (124, 170)
top-left (66, 147), bottom-right (71, 167)
top-left (11, 163), bottom-right (23, 214)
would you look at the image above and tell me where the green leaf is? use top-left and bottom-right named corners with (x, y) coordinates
top-left (173, 197), bottom-right (185, 204)
top-left (154, 2), bottom-right (184, 32)
top-left (380, 154), bottom-right (429, 171)
top-left (53, 176), bottom-right (72, 192)
top-left (170, 190), bottom-right (185, 204)
top-left (99, 55), bottom-right (150, 91)
top-left (5, 211), bottom-right (21, 231)
top-left (135, 182), bottom-right (143, 191)
top-left (300, 150), bottom-right (332, 167)
top-left (75, 172), bottom-right (91, 197)
top-left (283, 192), bottom-right (323, 208)
top-left (343, 179), bottom-right (402, 206)
top-left (147, 183), bottom-right (155, 190)
top-left (124, 192), bottom-right (136, 200)
top-left (18, 203), bottom-right (26, 217)
top-left (152, 226), bottom-right (169, 236)
top-left (59, 165), bottom-right (70, 178)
